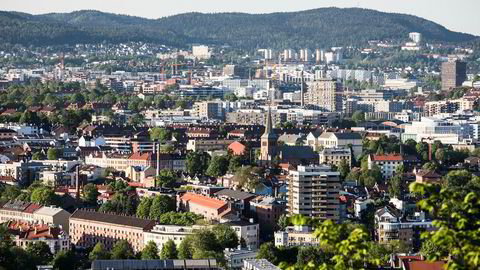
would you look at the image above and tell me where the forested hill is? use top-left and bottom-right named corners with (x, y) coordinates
top-left (0, 8), bottom-right (477, 49)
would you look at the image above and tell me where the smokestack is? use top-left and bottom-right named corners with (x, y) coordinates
top-left (300, 71), bottom-right (304, 107)
top-left (75, 165), bottom-right (80, 200)
top-left (156, 142), bottom-right (160, 184)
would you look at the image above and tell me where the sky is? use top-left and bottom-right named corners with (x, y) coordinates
top-left (2, 0), bottom-right (480, 36)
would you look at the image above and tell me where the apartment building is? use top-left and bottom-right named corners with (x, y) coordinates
top-left (225, 249), bottom-right (258, 270)
top-left (318, 147), bottom-right (351, 168)
top-left (287, 165), bottom-right (341, 220)
top-left (177, 193), bottom-right (229, 221)
top-left (249, 197), bottom-right (286, 235)
top-left (375, 206), bottom-right (434, 246)
top-left (305, 79), bottom-right (343, 112)
top-left (192, 101), bottom-right (224, 120)
top-left (315, 131), bottom-right (363, 157)
top-left (243, 259), bottom-right (280, 270)
top-left (143, 224), bottom-right (200, 250)
top-left (7, 221), bottom-right (70, 254)
top-left (69, 209), bottom-right (155, 252)
top-left (223, 220), bottom-right (260, 249)
top-left (368, 154), bottom-right (404, 179)
top-left (0, 200), bottom-right (41, 224)
top-left (274, 225), bottom-right (318, 247)
top-left (85, 152), bottom-right (185, 171)
top-left (186, 139), bottom-right (235, 152)
top-left (441, 60), bottom-right (467, 91)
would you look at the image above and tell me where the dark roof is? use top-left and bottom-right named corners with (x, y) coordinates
top-left (70, 209), bottom-right (155, 229)
top-left (1, 200), bottom-right (32, 211)
top-left (333, 132), bottom-right (362, 140)
top-left (91, 259), bottom-right (218, 270)
top-left (223, 220), bottom-right (258, 227)
top-left (214, 189), bottom-right (255, 201)
top-left (279, 145), bottom-right (318, 160)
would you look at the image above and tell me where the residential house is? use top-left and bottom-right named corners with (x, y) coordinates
top-left (368, 154), bottom-right (404, 179)
top-left (7, 221), bottom-right (70, 254)
top-left (177, 193), bottom-right (229, 221)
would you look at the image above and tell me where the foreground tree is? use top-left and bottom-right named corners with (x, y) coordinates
top-left (26, 241), bottom-right (53, 266)
top-left (160, 239), bottom-right (177, 259)
top-left (142, 241), bottom-right (160, 260)
top-left (409, 182), bottom-right (480, 269)
top-left (110, 240), bottom-right (135, 259)
top-left (52, 250), bottom-right (76, 270)
top-left (89, 242), bottom-right (110, 261)
top-left (206, 155), bottom-right (229, 177)
top-left (212, 224), bottom-right (238, 249)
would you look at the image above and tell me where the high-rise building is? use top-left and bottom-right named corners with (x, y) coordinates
top-left (441, 60), bottom-right (467, 91)
top-left (192, 100), bottom-right (224, 120)
top-left (305, 79), bottom-right (343, 112)
top-left (287, 165), bottom-right (340, 220)
top-left (408, 32), bottom-right (422, 43)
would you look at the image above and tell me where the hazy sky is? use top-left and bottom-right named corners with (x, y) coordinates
top-left (3, 0), bottom-right (479, 35)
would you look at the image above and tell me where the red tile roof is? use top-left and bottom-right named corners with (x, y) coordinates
top-left (7, 221), bottom-right (64, 240)
top-left (180, 193), bottom-right (227, 210)
top-left (23, 203), bottom-right (42, 214)
top-left (228, 141), bottom-right (245, 155)
top-left (402, 260), bottom-right (445, 270)
top-left (370, 154), bottom-right (403, 161)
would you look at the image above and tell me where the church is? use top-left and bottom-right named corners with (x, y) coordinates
top-left (259, 107), bottom-right (318, 166)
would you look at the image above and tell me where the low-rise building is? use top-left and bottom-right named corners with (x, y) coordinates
top-left (368, 154), bottom-right (404, 179)
top-left (375, 206), bottom-right (434, 246)
top-left (143, 224), bottom-right (200, 250)
top-left (69, 209), bottom-right (155, 252)
top-left (7, 221), bottom-right (70, 254)
top-left (318, 147), bottom-right (351, 168)
top-left (243, 259), bottom-right (280, 270)
top-left (274, 225), bottom-right (318, 247)
top-left (223, 220), bottom-right (259, 249)
top-left (177, 193), bottom-right (229, 221)
top-left (225, 249), bottom-right (258, 270)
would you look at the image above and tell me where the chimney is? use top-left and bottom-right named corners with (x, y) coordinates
top-left (75, 165), bottom-right (80, 200)
top-left (300, 71), bottom-right (304, 107)
top-left (34, 227), bottom-right (37, 235)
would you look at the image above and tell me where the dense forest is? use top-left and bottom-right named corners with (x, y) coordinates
top-left (0, 8), bottom-right (478, 49)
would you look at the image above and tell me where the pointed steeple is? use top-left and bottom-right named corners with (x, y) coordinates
top-left (262, 106), bottom-right (276, 139)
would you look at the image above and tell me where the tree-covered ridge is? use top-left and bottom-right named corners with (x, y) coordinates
top-left (0, 8), bottom-right (477, 49)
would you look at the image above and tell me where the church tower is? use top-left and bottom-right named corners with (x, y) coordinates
top-left (260, 107), bottom-right (277, 164)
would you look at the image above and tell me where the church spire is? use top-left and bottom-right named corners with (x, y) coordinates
top-left (262, 106), bottom-right (276, 140)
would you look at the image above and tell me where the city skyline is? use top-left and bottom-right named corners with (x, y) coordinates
top-left (2, 0), bottom-right (480, 36)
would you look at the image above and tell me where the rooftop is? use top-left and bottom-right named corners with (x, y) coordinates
top-left (370, 154), bottom-right (403, 162)
top-left (70, 209), bottom-right (155, 229)
top-left (180, 193), bottom-right (227, 210)
top-left (214, 189), bottom-right (255, 201)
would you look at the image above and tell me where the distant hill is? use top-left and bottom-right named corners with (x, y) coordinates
top-left (0, 8), bottom-right (477, 49)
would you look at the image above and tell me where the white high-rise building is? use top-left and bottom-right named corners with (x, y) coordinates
top-left (287, 165), bottom-right (341, 220)
top-left (192, 45), bottom-right (211, 59)
top-left (409, 32), bottom-right (422, 43)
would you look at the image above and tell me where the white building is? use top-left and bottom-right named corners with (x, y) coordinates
top-left (243, 259), bottom-right (280, 270)
top-left (368, 154), bottom-right (404, 179)
top-left (287, 165), bottom-right (341, 220)
top-left (225, 249), bottom-right (258, 270)
top-left (143, 225), bottom-right (200, 250)
top-left (222, 220), bottom-right (259, 250)
top-left (274, 225), bottom-right (318, 247)
top-left (409, 32), bottom-right (422, 43)
top-left (192, 45), bottom-right (211, 59)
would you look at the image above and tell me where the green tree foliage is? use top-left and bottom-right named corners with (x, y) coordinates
top-left (89, 243), bottom-right (110, 261)
top-left (31, 152), bottom-right (43, 160)
top-left (257, 242), bottom-right (281, 265)
top-left (185, 151), bottom-right (209, 175)
top-left (228, 155), bottom-right (244, 173)
top-left (160, 239), bottom-right (177, 259)
top-left (410, 181), bottom-right (480, 269)
top-left (338, 159), bottom-right (350, 180)
top-left (156, 169), bottom-right (176, 188)
top-left (234, 166), bottom-right (262, 190)
top-left (277, 214), bottom-right (291, 230)
top-left (178, 235), bottom-right (194, 259)
top-left (30, 186), bottom-right (56, 205)
top-left (25, 241), bottom-right (53, 266)
top-left (142, 241), bottom-right (160, 260)
top-left (351, 111), bottom-right (365, 123)
top-left (83, 183), bottom-right (99, 205)
top-left (389, 174), bottom-right (406, 199)
top-left (157, 212), bottom-right (203, 226)
top-left (206, 155), bottom-right (229, 177)
top-left (136, 197), bottom-right (153, 219)
top-left (420, 239), bottom-right (449, 259)
top-left (47, 148), bottom-right (62, 160)
top-left (149, 127), bottom-right (171, 142)
top-left (0, 9), bottom-right (474, 50)
top-left (19, 110), bottom-right (41, 125)
top-left (110, 240), bottom-right (135, 259)
top-left (0, 185), bottom-right (21, 202)
top-left (52, 250), bottom-right (77, 270)
top-left (149, 195), bottom-right (176, 220)
top-left (211, 224), bottom-right (239, 249)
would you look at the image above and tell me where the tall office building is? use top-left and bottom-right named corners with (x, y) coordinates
top-left (305, 79), bottom-right (343, 112)
top-left (287, 165), bottom-right (340, 220)
top-left (408, 32), bottom-right (422, 43)
top-left (441, 60), bottom-right (467, 91)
